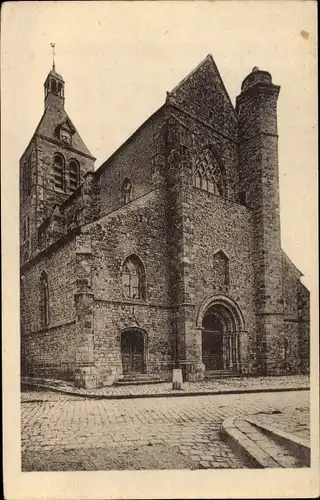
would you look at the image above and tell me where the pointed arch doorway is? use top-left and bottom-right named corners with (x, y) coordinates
top-left (121, 328), bottom-right (146, 375)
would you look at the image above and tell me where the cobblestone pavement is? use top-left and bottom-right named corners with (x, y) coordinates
top-left (21, 389), bottom-right (309, 471)
top-left (251, 406), bottom-right (310, 440)
top-left (22, 375), bottom-right (309, 398)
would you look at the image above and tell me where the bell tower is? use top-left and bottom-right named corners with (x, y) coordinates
top-left (44, 42), bottom-right (65, 109)
top-left (44, 69), bottom-right (65, 109)
top-left (19, 45), bottom-right (96, 266)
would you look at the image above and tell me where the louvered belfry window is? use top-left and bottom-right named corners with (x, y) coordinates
top-left (69, 159), bottom-right (80, 193)
top-left (53, 153), bottom-right (65, 190)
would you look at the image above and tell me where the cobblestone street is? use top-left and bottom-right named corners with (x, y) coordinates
top-left (21, 389), bottom-right (309, 471)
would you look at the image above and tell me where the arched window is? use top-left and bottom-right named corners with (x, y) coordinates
top-left (51, 79), bottom-right (57, 93)
top-left (193, 149), bottom-right (226, 196)
top-left (53, 153), bottom-right (65, 190)
top-left (122, 255), bottom-right (145, 300)
top-left (40, 271), bottom-right (49, 327)
top-left (122, 178), bottom-right (133, 205)
top-left (69, 159), bottom-right (80, 192)
top-left (213, 251), bottom-right (229, 287)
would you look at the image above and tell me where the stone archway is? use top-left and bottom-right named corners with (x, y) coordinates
top-left (197, 295), bottom-right (245, 373)
top-left (121, 328), bottom-right (146, 375)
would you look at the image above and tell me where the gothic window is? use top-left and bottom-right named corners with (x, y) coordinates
top-left (53, 153), bottom-right (65, 190)
top-left (122, 178), bottom-right (133, 205)
top-left (122, 255), bottom-right (145, 300)
top-left (69, 159), bottom-right (80, 192)
top-left (193, 148), bottom-right (226, 196)
top-left (213, 251), bottom-right (229, 287)
top-left (40, 271), bottom-right (49, 327)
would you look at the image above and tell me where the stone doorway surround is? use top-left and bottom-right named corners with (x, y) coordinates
top-left (196, 294), bottom-right (246, 374)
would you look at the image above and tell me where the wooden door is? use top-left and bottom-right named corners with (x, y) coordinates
top-left (121, 330), bottom-right (144, 374)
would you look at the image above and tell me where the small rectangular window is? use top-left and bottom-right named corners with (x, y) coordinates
top-left (22, 217), bottom-right (30, 242)
top-left (239, 191), bottom-right (247, 206)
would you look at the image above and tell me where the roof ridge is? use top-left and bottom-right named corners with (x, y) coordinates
top-left (167, 54), bottom-right (238, 120)
top-left (168, 54), bottom-right (212, 95)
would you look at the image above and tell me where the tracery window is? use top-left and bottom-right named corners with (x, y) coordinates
top-left (122, 178), bottom-right (133, 205)
top-left (193, 149), bottom-right (226, 196)
top-left (40, 271), bottom-right (49, 327)
top-left (69, 159), bottom-right (80, 192)
top-left (53, 153), bottom-right (65, 190)
top-left (122, 255), bottom-right (145, 300)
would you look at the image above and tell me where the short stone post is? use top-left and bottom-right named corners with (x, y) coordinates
top-left (172, 368), bottom-right (183, 390)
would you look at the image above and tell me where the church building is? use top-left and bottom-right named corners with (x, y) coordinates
top-left (20, 55), bottom-right (310, 388)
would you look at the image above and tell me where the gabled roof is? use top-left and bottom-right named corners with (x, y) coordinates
top-left (33, 104), bottom-right (95, 159)
top-left (167, 54), bottom-right (238, 122)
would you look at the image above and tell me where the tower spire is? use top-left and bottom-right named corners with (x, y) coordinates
top-left (50, 42), bottom-right (56, 71)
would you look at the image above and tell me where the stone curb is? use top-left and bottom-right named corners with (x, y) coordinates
top-left (220, 414), bottom-right (310, 469)
top-left (245, 416), bottom-right (310, 465)
top-left (21, 380), bottom-right (310, 401)
top-left (220, 416), bottom-right (280, 468)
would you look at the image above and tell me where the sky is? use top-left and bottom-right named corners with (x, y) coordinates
top-left (1, 1), bottom-right (317, 296)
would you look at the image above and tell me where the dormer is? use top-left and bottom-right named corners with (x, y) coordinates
top-left (55, 117), bottom-right (76, 146)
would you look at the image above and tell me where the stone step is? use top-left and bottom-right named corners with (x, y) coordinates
top-left (114, 373), bottom-right (167, 386)
top-left (113, 378), bottom-right (167, 386)
top-left (204, 370), bottom-right (239, 379)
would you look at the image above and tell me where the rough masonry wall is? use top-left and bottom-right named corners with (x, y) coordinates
top-left (21, 238), bottom-right (77, 379)
top-left (96, 110), bottom-right (166, 217)
top-left (168, 55), bottom-right (238, 140)
top-left (237, 76), bottom-right (284, 375)
top-left (186, 187), bottom-right (257, 373)
top-left (163, 94), bottom-right (257, 376)
top-left (20, 144), bottom-right (37, 263)
top-left (88, 188), bottom-right (174, 381)
top-left (282, 254), bottom-right (310, 373)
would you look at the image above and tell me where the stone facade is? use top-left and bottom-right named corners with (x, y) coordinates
top-left (20, 56), bottom-right (310, 388)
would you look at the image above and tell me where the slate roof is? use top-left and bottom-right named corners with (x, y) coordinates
top-left (32, 103), bottom-right (95, 159)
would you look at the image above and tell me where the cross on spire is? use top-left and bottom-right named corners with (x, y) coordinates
top-left (50, 42), bottom-right (56, 71)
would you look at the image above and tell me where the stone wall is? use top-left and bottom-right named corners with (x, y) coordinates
top-left (187, 187), bottom-right (257, 374)
top-left (282, 253), bottom-right (310, 373)
top-left (96, 110), bottom-right (166, 218)
top-left (88, 187), bottom-right (174, 381)
top-left (20, 238), bottom-right (76, 379)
